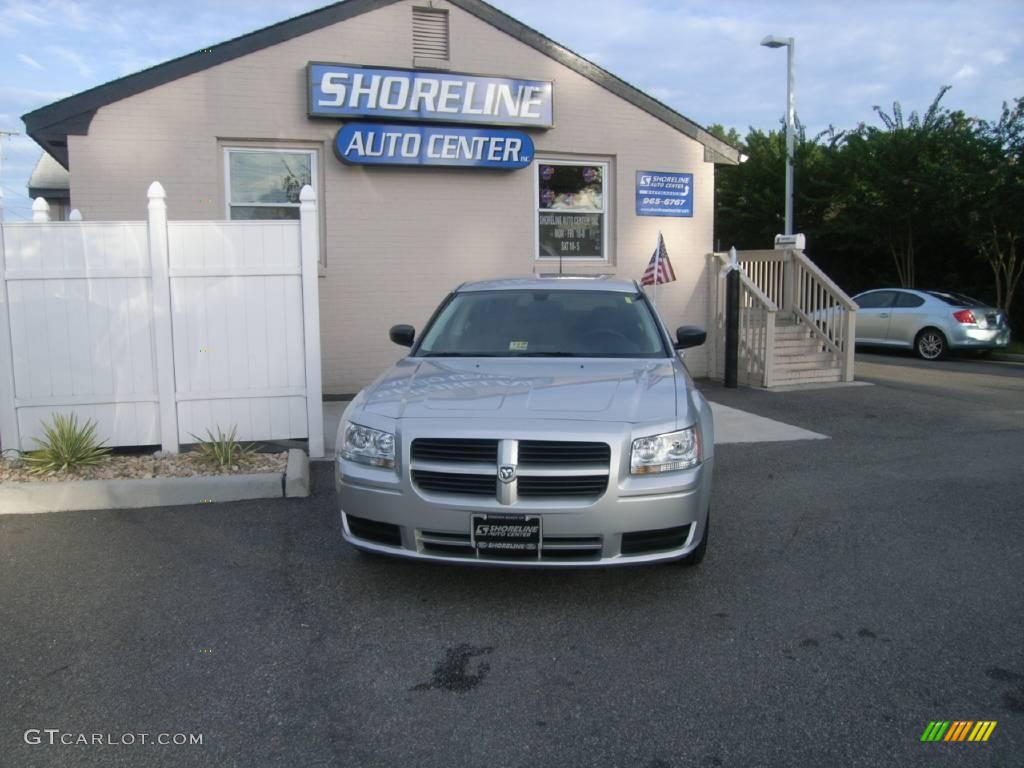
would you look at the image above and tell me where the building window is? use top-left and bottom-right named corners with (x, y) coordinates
top-left (536, 160), bottom-right (608, 260)
top-left (413, 7), bottom-right (450, 61)
top-left (224, 148), bottom-right (316, 220)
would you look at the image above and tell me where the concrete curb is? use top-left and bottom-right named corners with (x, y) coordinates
top-left (991, 352), bottom-right (1024, 363)
top-left (0, 472), bottom-right (285, 515)
top-left (285, 448), bottom-right (310, 497)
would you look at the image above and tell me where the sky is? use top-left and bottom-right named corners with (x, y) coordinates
top-left (0, 0), bottom-right (1021, 221)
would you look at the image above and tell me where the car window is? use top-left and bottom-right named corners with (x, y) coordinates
top-left (894, 292), bottom-right (925, 308)
top-left (415, 290), bottom-right (669, 358)
top-left (854, 291), bottom-right (896, 309)
top-left (926, 291), bottom-right (986, 307)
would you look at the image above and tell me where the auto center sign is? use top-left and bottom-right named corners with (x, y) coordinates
top-left (309, 63), bottom-right (550, 169)
top-left (335, 123), bottom-right (533, 169)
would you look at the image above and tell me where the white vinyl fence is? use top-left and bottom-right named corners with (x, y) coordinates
top-left (0, 183), bottom-right (324, 457)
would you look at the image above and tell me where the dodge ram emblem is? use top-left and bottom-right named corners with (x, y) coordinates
top-left (498, 465), bottom-right (517, 483)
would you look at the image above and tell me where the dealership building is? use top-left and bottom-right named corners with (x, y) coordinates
top-left (22, 0), bottom-right (740, 394)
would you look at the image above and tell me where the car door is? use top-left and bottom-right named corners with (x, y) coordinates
top-left (853, 290), bottom-right (897, 344)
top-left (886, 291), bottom-right (928, 347)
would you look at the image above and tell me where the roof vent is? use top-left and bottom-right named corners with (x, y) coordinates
top-left (413, 7), bottom-right (450, 62)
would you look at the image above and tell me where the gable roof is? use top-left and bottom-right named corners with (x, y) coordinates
top-left (21, 0), bottom-right (741, 168)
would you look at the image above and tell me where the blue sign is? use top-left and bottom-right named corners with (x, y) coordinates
top-left (335, 123), bottom-right (534, 169)
top-left (636, 171), bottom-right (693, 217)
top-left (309, 63), bottom-right (553, 128)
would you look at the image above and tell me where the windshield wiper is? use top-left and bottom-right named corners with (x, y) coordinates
top-left (514, 352), bottom-right (580, 357)
top-left (419, 352), bottom-right (502, 357)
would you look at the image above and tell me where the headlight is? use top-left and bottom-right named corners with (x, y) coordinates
top-left (630, 427), bottom-right (701, 474)
top-left (340, 422), bottom-right (396, 469)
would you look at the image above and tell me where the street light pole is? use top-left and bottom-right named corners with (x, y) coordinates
top-left (761, 35), bottom-right (795, 236)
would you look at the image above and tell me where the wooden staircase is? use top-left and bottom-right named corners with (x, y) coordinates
top-left (772, 314), bottom-right (842, 385)
top-left (707, 248), bottom-right (857, 389)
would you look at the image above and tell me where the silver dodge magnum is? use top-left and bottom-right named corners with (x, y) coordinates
top-left (334, 276), bottom-right (714, 567)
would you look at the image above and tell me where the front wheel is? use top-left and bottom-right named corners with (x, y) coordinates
top-left (915, 328), bottom-right (947, 360)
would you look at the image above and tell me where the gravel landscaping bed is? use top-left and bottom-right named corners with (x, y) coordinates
top-left (0, 450), bottom-right (288, 484)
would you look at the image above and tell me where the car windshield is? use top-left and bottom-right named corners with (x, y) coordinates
top-left (415, 289), bottom-right (669, 358)
top-left (926, 291), bottom-right (987, 307)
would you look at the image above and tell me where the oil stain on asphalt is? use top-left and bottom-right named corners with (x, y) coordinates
top-left (985, 667), bottom-right (1024, 712)
top-left (412, 643), bottom-right (495, 693)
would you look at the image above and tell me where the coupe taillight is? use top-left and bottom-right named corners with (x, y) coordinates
top-left (953, 309), bottom-right (976, 324)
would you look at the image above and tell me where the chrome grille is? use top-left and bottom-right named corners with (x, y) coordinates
top-left (519, 440), bottom-right (611, 465)
top-left (410, 438), bottom-right (610, 502)
top-left (518, 475), bottom-right (608, 497)
top-left (411, 438), bottom-right (498, 463)
top-left (411, 470), bottom-right (496, 496)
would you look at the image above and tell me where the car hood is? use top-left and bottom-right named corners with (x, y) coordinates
top-left (356, 357), bottom-right (679, 423)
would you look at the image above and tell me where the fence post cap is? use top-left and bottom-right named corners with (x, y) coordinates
top-left (147, 181), bottom-right (166, 198)
top-left (31, 197), bottom-right (49, 212)
top-left (68, 209), bottom-right (82, 221)
top-left (299, 185), bottom-right (316, 203)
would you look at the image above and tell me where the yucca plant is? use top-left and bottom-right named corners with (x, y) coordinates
top-left (23, 412), bottom-right (111, 474)
top-left (190, 425), bottom-right (255, 468)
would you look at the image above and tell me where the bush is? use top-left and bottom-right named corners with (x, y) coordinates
top-left (23, 413), bottom-right (111, 474)
top-left (190, 425), bottom-right (255, 468)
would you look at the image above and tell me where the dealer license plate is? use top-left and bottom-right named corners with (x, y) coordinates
top-left (471, 514), bottom-right (541, 556)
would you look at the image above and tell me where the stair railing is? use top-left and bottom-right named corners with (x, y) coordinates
top-left (723, 248), bottom-right (857, 384)
top-left (788, 250), bottom-right (858, 382)
top-left (708, 252), bottom-right (778, 388)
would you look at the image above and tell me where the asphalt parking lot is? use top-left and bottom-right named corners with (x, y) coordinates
top-left (2, 353), bottom-right (1023, 767)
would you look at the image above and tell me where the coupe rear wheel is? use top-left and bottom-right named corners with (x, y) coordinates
top-left (915, 328), bottom-right (947, 360)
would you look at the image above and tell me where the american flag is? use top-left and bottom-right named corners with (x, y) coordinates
top-left (641, 233), bottom-right (676, 286)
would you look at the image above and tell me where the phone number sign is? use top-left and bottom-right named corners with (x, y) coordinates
top-left (636, 171), bottom-right (693, 217)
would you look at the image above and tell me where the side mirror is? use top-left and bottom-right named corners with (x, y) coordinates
top-left (389, 324), bottom-right (415, 348)
top-left (675, 325), bottom-right (707, 350)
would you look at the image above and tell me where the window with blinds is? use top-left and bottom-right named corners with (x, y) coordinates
top-left (412, 7), bottom-right (450, 61)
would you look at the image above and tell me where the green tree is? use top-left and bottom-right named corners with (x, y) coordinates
top-left (830, 88), bottom-right (959, 288)
top-left (711, 88), bottom-right (1023, 333)
top-left (973, 98), bottom-right (1024, 318)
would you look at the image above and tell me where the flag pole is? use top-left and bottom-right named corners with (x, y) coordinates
top-left (653, 231), bottom-right (662, 306)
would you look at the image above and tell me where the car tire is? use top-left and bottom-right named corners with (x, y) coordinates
top-left (677, 510), bottom-right (709, 567)
top-left (914, 328), bottom-right (947, 360)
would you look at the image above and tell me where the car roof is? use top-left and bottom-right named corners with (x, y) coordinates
top-left (456, 276), bottom-right (641, 293)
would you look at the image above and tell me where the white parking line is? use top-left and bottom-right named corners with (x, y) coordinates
top-left (709, 402), bottom-right (828, 444)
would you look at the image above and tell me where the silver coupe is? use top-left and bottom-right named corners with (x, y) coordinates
top-left (853, 288), bottom-right (1010, 360)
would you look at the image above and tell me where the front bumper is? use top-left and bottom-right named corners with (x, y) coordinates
top-left (335, 426), bottom-right (713, 568)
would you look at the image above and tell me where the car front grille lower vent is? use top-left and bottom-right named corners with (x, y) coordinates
top-left (419, 530), bottom-right (602, 561)
top-left (346, 514), bottom-right (402, 546)
top-left (620, 525), bottom-right (692, 555)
